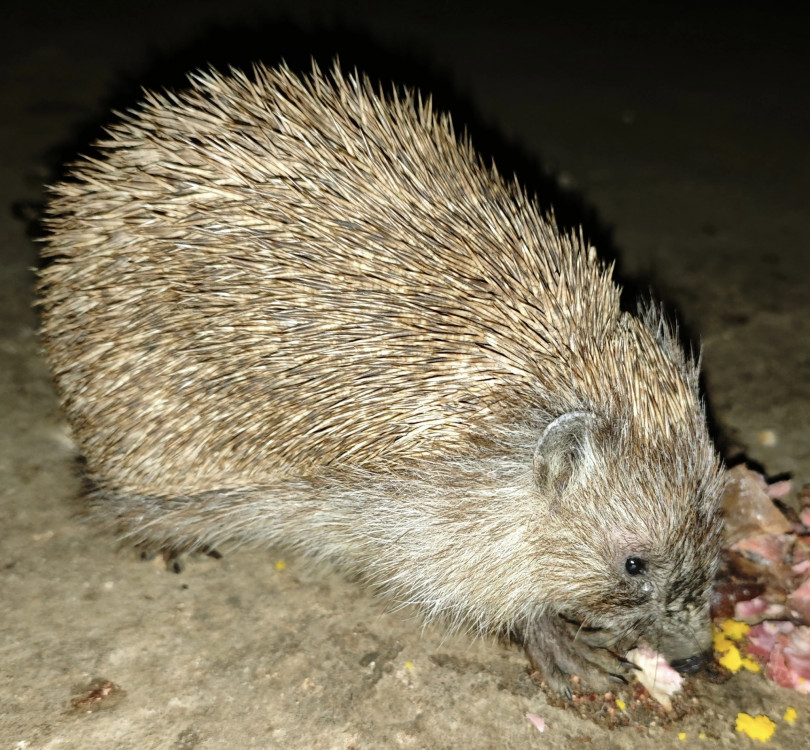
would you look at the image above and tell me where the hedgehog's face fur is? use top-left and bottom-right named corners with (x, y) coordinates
top-left (551, 520), bottom-right (722, 671)
top-left (532, 410), bottom-right (724, 671)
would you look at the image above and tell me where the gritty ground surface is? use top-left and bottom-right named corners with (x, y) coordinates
top-left (2, 2), bottom-right (810, 748)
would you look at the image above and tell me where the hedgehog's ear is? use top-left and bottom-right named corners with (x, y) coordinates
top-left (533, 412), bottom-right (596, 496)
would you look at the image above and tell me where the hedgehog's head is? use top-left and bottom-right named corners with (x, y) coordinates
top-left (531, 410), bottom-right (724, 672)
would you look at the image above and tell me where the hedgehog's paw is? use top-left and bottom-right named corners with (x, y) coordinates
top-left (522, 612), bottom-right (635, 697)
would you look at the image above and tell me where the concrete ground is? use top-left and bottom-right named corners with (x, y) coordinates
top-left (2, 1), bottom-right (809, 748)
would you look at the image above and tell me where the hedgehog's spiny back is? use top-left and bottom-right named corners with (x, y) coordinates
top-left (39, 63), bottom-right (698, 497)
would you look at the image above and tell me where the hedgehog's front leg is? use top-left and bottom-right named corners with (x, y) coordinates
top-left (522, 612), bottom-right (636, 697)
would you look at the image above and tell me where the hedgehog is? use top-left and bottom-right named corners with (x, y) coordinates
top-left (37, 62), bottom-right (725, 695)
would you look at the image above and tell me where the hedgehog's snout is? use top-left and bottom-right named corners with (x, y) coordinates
top-left (669, 649), bottom-right (712, 675)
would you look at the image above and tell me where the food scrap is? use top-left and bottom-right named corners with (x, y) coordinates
top-left (713, 466), bottom-right (810, 691)
top-left (718, 643), bottom-right (760, 674)
top-left (719, 619), bottom-right (750, 641)
top-left (713, 621), bottom-right (760, 673)
top-left (746, 621), bottom-right (810, 692)
top-left (525, 712), bottom-right (546, 732)
top-left (625, 646), bottom-right (683, 711)
top-left (735, 712), bottom-right (776, 742)
top-left (721, 465), bottom-right (791, 544)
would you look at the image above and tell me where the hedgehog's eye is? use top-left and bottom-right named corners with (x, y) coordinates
top-left (625, 557), bottom-right (647, 576)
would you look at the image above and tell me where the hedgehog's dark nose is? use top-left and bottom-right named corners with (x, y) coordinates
top-left (670, 649), bottom-right (712, 675)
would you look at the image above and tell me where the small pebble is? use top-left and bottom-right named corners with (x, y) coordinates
top-left (757, 430), bottom-right (777, 447)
